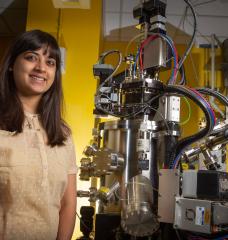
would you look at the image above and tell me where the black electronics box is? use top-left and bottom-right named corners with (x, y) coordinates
top-left (94, 213), bottom-right (151, 240)
top-left (95, 213), bottom-right (122, 240)
top-left (197, 170), bottom-right (228, 200)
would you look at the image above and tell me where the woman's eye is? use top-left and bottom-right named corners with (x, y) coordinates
top-left (47, 59), bottom-right (56, 67)
top-left (25, 54), bottom-right (37, 61)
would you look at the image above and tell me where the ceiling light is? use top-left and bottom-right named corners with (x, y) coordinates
top-left (52, 0), bottom-right (90, 9)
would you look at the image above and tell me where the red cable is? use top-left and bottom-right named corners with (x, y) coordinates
top-left (185, 86), bottom-right (216, 124)
top-left (139, 35), bottom-right (159, 71)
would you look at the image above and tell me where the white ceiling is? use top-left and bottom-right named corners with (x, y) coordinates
top-left (103, 0), bottom-right (228, 46)
top-left (0, 0), bottom-right (226, 46)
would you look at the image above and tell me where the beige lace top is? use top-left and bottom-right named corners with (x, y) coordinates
top-left (0, 112), bottom-right (77, 240)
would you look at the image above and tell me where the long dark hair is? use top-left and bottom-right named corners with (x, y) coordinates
top-left (0, 29), bottom-right (71, 146)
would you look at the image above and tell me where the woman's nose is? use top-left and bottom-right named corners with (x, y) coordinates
top-left (35, 59), bottom-right (46, 72)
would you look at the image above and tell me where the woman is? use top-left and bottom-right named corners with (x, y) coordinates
top-left (0, 29), bottom-right (77, 240)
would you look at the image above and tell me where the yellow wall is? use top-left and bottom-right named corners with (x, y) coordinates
top-left (27, 0), bottom-right (102, 238)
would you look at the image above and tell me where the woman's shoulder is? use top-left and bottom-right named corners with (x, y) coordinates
top-left (64, 134), bottom-right (75, 147)
top-left (0, 121), bottom-right (17, 136)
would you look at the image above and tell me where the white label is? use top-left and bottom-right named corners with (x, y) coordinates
top-left (136, 139), bottom-right (150, 152)
top-left (166, 96), bottom-right (180, 122)
top-left (195, 206), bottom-right (205, 226)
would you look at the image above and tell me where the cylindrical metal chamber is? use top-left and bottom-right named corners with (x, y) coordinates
top-left (100, 119), bottom-right (160, 184)
top-left (98, 119), bottom-right (162, 236)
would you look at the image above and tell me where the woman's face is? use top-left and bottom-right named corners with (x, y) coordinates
top-left (12, 46), bottom-right (57, 98)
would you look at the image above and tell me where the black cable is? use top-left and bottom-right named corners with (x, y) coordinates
top-left (96, 93), bottom-right (163, 119)
top-left (197, 88), bottom-right (228, 107)
top-left (96, 50), bottom-right (122, 95)
top-left (175, 230), bottom-right (182, 240)
top-left (165, 85), bottom-right (213, 164)
top-left (178, 63), bottom-right (187, 85)
top-left (193, 0), bottom-right (216, 7)
top-left (178, 0), bottom-right (197, 70)
top-left (76, 212), bottom-right (92, 232)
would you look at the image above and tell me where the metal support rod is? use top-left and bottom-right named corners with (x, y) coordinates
top-left (210, 34), bottom-right (224, 117)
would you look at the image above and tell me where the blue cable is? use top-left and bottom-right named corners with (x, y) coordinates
top-left (133, 49), bottom-right (140, 77)
top-left (184, 86), bottom-right (216, 128)
top-left (172, 151), bottom-right (184, 169)
top-left (164, 35), bottom-right (178, 83)
top-left (214, 235), bottom-right (228, 240)
top-left (171, 87), bottom-right (216, 169)
top-left (159, 34), bottom-right (177, 84)
top-left (138, 33), bottom-right (177, 84)
top-left (193, 91), bottom-right (216, 127)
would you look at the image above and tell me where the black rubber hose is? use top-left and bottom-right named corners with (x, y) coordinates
top-left (197, 88), bottom-right (228, 106)
top-left (178, 63), bottom-right (186, 85)
top-left (178, 0), bottom-right (197, 70)
top-left (165, 85), bottom-right (213, 159)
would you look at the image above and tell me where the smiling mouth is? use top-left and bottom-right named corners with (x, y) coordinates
top-left (30, 75), bottom-right (46, 81)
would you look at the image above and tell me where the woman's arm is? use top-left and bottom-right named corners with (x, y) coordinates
top-left (56, 174), bottom-right (77, 240)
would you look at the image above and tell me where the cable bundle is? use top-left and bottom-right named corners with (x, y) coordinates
top-left (132, 33), bottom-right (179, 84)
top-left (164, 85), bottom-right (216, 169)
